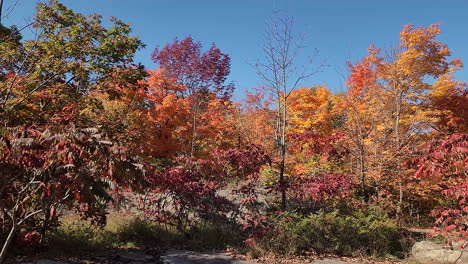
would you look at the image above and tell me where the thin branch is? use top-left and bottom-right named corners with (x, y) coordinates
top-left (0, 0), bottom-right (4, 25)
top-left (17, 209), bottom-right (43, 225)
top-left (1, 0), bottom-right (19, 22)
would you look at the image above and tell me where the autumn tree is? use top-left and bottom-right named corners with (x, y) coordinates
top-left (150, 36), bottom-right (234, 156)
top-left (0, 0), bottom-right (145, 130)
top-left (345, 24), bottom-right (465, 220)
top-left (287, 85), bottom-right (335, 136)
top-left (255, 14), bottom-right (317, 209)
top-left (429, 75), bottom-right (468, 133)
top-left (237, 91), bottom-right (276, 154)
top-left (344, 47), bottom-right (382, 200)
top-left (0, 2), bottom-right (149, 259)
top-left (379, 24), bottom-right (463, 219)
top-left (283, 85), bottom-right (349, 188)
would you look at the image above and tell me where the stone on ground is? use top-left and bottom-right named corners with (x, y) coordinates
top-left (412, 240), bottom-right (468, 264)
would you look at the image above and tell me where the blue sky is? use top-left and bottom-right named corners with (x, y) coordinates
top-left (4, 0), bottom-right (468, 99)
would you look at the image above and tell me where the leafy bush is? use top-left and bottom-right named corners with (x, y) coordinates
top-left (254, 207), bottom-right (402, 257)
top-left (185, 221), bottom-right (245, 250)
top-left (47, 223), bottom-right (118, 254)
top-left (143, 145), bottom-right (269, 232)
top-left (45, 215), bottom-right (244, 255)
top-left (114, 217), bottom-right (161, 244)
top-left (409, 133), bottom-right (468, 247)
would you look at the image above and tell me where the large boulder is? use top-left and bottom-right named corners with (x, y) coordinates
top-left (412, 240), bottom-right (467, 264)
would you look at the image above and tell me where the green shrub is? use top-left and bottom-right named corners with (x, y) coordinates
top-left (115, 217), bottom-right (160, 244)
top-left (253, 212), bottom-right (304, 255)
top-left (46, 215), bottom-right (161, 255)
top-left (47, 223), bottom-right (118, 255)
top-left (256, 207), bottom-right (402, 257)
top-left (329, 208), bottom-right (401, 256)
top-left (186, 221), bottom-right (245, 250)
top-left (42, 213), bottom-right (245, 257)
top-left (115, 216), bottom-right (244, 250)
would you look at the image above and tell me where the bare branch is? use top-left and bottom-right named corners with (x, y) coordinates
top-left (1, 0), bottom-right (19, 22)
top-left (17, 209), bottom-right (43, 225)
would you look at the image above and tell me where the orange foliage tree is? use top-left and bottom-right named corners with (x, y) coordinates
top-left (150, 36), bottom-right (235, 157)
top-left (343, 24), bottom-right (466, 221)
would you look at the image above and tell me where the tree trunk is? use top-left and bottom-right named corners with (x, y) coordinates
top-left (279, 140), bottom-right (286, 210)
top-left (394, 91), bottom-right (403, 224)
top-left (358, 138), bottom-right (366, 201)
top-left (397, 178), bottom-right (403, 225)
top-left (279, 97), bottom-right (287, 210)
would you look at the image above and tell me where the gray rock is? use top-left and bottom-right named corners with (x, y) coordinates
top-left (412, 240), bottom-right (464, 264)
top-left (451, 241), bottom-right (468, 252)
top-left (456, 253), bottom-right (468, 264)
top-left (412, 240), bottom-right (444, 253)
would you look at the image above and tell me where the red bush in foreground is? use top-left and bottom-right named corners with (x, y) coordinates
top-left (410, 134), bottom-right (468, 245)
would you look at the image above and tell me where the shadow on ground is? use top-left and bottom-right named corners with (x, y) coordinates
top-left (162, 249), bottom-right (258, 264)
top-left (6, 247), bottom-right (163, 264)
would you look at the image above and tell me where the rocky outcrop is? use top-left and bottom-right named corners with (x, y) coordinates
top-left (412, 240), bottom-right (468, 264)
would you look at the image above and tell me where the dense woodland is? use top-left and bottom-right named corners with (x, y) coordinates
top-left (1, 1), bottom-right (467, 262)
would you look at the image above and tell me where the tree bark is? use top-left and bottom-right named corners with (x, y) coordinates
top-left (394, 90), bottom-right (403, 224)
top-left (279, 98), bottom-right (287, 210)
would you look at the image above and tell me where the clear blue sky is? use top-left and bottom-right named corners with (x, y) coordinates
top-left (4, 0), bottom-right (468, 99)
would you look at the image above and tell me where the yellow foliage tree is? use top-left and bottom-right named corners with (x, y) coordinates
top-left (288, 85), bottom-right (334, 136)
top-left (349, 24), bottom-right (465, 220)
